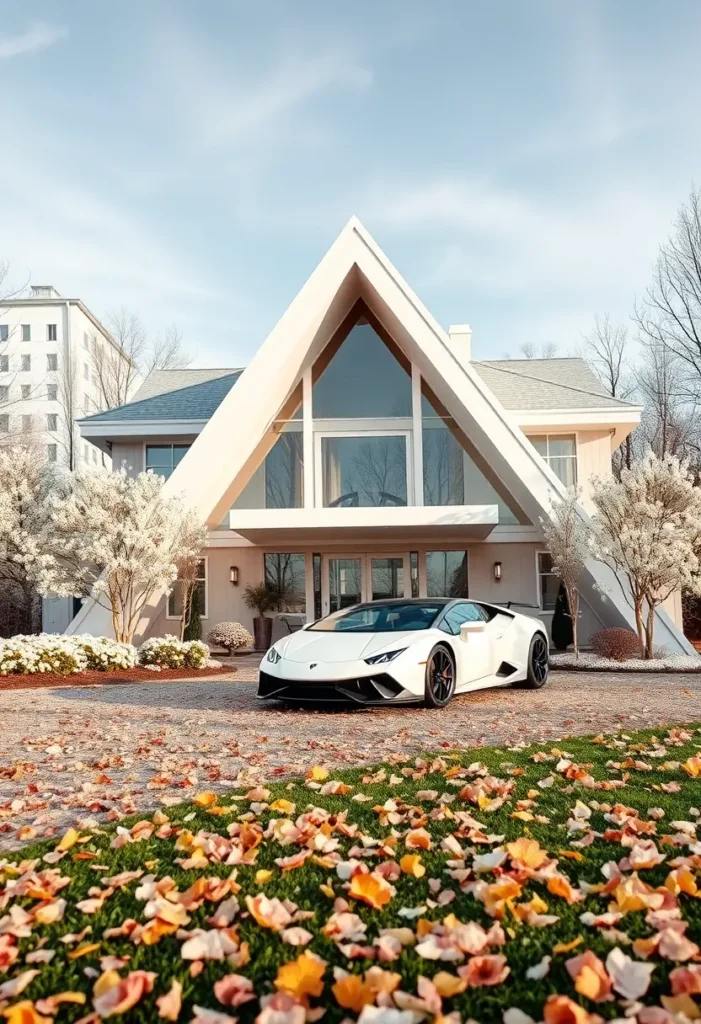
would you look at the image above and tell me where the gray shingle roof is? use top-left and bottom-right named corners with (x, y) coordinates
top-left (80, 356), bottom-right (635, 428)
top-left (80, 368), bottom-right (242, 424)
top-left (472, 358), bottom-right (636, 412)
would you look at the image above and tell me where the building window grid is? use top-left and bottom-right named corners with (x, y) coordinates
top-left (47, 384), bottom-right (58, 401)
top-left (21, 355), bottom-right (31, 372)
top-left (47, 354), bottom-right (58, 372)
top-left (21, 385), bottom-right (31, 400)
top-left (47, 444), bottom-right (57, 463)
top-left (528, 434), bottom-right (578, 487)
top-left (0, 414), bottom-right (8, 433)
top-left (47, 413), bottom-right (58, 431)
top-left (47, 324), bottom-right (57, 341)
top-left (0, 325), bottom-right (8, 342)
top-left (0, 355), bottom-right (8, 373)
top-left (21, 325), bottom-right (30, 342)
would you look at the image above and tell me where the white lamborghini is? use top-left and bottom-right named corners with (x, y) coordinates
top-left (258, 598), bottom-right (549, 707)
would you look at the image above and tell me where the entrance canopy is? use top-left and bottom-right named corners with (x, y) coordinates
top-left (228, 504), bottom-right (498, 543)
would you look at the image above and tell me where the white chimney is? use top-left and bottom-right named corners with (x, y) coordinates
top-left (448, 323), bottom-right (472, 361)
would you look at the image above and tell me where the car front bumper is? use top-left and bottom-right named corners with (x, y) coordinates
top-left (257, 669), bottom-right (418, 705)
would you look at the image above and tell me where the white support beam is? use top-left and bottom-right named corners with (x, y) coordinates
top-left (411, 363), bottom-right (423, 506)
top-left (303, 368), bottom-right (314, 508)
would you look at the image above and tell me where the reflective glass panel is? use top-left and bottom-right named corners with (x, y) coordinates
top-left (232, 431), bottom-right (303, 509)
top-left (371, 558), bottom-right (405, 600)
top-left (321, 435), bottom-right (407, 507)
top-left (328, 558), bottom-right (362, 613)
top-left (313, 321), bottom-right (411, 418)
top-left (264, 553), bottom-right (306, 613)
top-left (426, 551), bottom-right (469, 598)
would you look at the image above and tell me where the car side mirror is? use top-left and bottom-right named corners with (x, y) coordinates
top-left (460, 620), bottom-right (486, 642)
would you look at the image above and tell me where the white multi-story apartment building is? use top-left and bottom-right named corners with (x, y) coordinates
top-left (0, 285), bottom-right (132, 633)
top-left (0, 284), bottom-right (130, 468)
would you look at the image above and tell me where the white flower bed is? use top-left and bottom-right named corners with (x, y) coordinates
top-left (137, 634), bottom-right (209, 670)
top-left (551, 651), bottom-right (701, 672)
top-left (72, 635), bottom-right (137, 671)
top-left (0, 634), bottom-right (88, 676)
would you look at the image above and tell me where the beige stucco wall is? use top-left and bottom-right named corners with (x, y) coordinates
top-left (575, 430), bottom-right (614, 510)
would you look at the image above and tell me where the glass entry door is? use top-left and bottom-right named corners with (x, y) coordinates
top-left (321, 553), bottom-right (410, 616)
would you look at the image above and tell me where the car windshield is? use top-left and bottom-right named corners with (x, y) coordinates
top-left (309, 601), bottom-right (445, 633)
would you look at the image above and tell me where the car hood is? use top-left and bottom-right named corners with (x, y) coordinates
top-left (276, 630), bottom-right (422, 664)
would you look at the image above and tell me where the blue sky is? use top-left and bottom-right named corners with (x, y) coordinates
top-left (2, 1), bottom-right (701, 365)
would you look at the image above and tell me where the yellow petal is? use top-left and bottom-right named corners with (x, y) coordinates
top-left (308, 766), bottom-right (329, 781)
top-left (255, 869), bottom-right (274, 885)
top-left (56, 828), bottom-right (81, 852)
top-left (194, 791), bottom-right (218, 806)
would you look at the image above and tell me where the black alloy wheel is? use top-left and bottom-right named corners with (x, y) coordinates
top-left (424, 645), bottom-right (456, 707)
top-left (524, 633), bottom-right (549, 688)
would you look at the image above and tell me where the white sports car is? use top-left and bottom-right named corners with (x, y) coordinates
top-left (258, 598), bottom-right (549, 707)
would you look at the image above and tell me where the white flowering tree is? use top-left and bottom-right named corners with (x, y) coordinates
top-left (0, 441), bottom-right (52, 634)
top-left (34, 468), bottom-right (208, 643)
top-left (590, 452), bottom-right (701, 658)
top-left (541, 487), bottom-right (591, 658)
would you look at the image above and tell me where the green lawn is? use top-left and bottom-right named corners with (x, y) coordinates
top-left (2, 725), bottom-right (701, 1023)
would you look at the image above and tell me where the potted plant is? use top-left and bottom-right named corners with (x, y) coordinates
top-left (242, 582), bottom-right (278, 651)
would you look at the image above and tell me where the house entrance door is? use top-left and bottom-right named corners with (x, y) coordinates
top-left (321, 553), bottom-right (411, 616)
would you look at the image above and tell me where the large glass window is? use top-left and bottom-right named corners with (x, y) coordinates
top-left (321, 434), bottom-right (407, 507)
top-left (233, 430), bottom-right (303, 509)
top-left (426, 551), bottom-right (469, 598)
top-left (538, 552), bottom-right (559, 610)
top-left (528, 435), bottom-right (577, 487)
top-left (168, 558), bottom-right (207, 618)
top-left (313, 319), bottom-right (411, 418)
top-left (146, 444), bottom-right (191, 481)
top-left (371, 557), bottom-right (405, 600)
top-left (421, 385), bottom-right (519, 523)
top-left (264, 553), bottom-right (306, 613)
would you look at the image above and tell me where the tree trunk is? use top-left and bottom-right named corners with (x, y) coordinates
top-left (644, 603), bottom-right (656, 660)
top-left (634, 597), bottom-right (646, 657)
top-left (566, 584), bottom-right (579, 659)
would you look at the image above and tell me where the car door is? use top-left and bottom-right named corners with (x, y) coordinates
top-left (438, 602), bottom-right (493, 688)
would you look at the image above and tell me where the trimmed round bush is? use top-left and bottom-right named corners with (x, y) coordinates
top-left (207, 622), bottom-right (254, 654)
top-left (71, 635), bottom-right (138, 671)
top-left (138, 634), bottom-right (210, 670)
top-left (590, 627), bottom-right (642, 662)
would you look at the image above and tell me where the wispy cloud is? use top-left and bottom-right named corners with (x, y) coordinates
top-left (0, 20), bottom-right (68, 60)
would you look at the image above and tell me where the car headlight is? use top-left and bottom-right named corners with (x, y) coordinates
top-left (266, 647), bottom-right (282, 664)
top-left (364, 648), bottom-right (407, 665)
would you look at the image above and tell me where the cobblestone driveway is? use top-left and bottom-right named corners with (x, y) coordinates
top-left (1, 671), bottom-right (697, 849)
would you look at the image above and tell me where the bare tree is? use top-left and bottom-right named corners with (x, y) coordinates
top-left (517, 341), bottom-right (559, 359)
top-left (633, 185), bottom-right (701, 402)
top-left (91, 310), bottom-right (191, 410)
top-left (635, 340), bottom-right (700, 467)
top-left (584, 315), bottom-right (637, 473)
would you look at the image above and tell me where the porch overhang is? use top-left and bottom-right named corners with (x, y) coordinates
top-left (228, 504), bottom-right (498, 543)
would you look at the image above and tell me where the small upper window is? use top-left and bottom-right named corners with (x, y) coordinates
top-left (47, 444), bottom-right (57, 463)
top-left (0, 326), bottom-right (8, 342)
top-left (83, 332), bottom-right (89, 349)
top-left (0, 386), bottom-right (8, 404)
top-left (47, 354), bottom-right (58, 371)
top-left (145, 444), bottom-right (191, 481)
top-left (528, 434), bottom-right (577, 487)
top-left (21, 414), bottom-right (32, 432)
top-left (21, 385), bottom-right (30, 400)
top-left (47, 324), bottom-right (57, 341)
top-left (0, 355), bottom-right (8, 373)
top-left (21, 325), bottom-right (30, 342)
top-left (21, 354), bottom-right (31, 372)
top-left (0, 414), bottom-right (8, 432)
top-left (47, 384), bottom-right (58, 401)
top-left (538, 552), bottom-right (559, 611)
top-left (47, 413), bottom-right (58, 431)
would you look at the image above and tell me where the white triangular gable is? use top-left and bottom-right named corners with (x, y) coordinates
top-left (68, 218), bottom-right (693, 654)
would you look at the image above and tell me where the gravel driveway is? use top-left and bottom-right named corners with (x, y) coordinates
top-left (1, 671), bottom-right (698, 850)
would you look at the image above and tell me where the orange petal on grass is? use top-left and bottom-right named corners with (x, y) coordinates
top-left (0, 1003), bottom-right (53, 1024)
top-left (399, 854), bottom-right (425, 878)
top-left (553, 937), bottom-right (584, 955)
top-left (405, 828), bottom-right (432, 850)
top-left (547, 875), bottom-right (584, 904)
top-left (432, 972), bottom-right (468, 997)
top-left (349, 872), bottom-right (393, 910)
top-left (246, 894), bottom-right (293, 931)
top-left (458, 954), bottom-right (510, 987)
top-left (565, 951), bottom-right (612, 1002)
top-left (92, 970), bottom-right (156, 1017)
top-left (543, 994), bottom-right (602, 1024)
top-left (670, 965), bottom-right (701, 995)
top-left (275, 952), bottom-right (327, 999)
top-left (332, 974), bottom-right (376, 1012)
top-left (682, 756), bottom-right (701, 777)
top-left (156, 980), bottom-right (182, 1020)
top-left (194, 791), bottom-right (218, 806)
top-left (505, 837), bottom-right (548, 869)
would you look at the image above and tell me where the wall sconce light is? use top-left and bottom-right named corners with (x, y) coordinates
top-left (229, 566), bottom-right (239, 586)
top-left (493, 561), bottom-right (502, 582)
